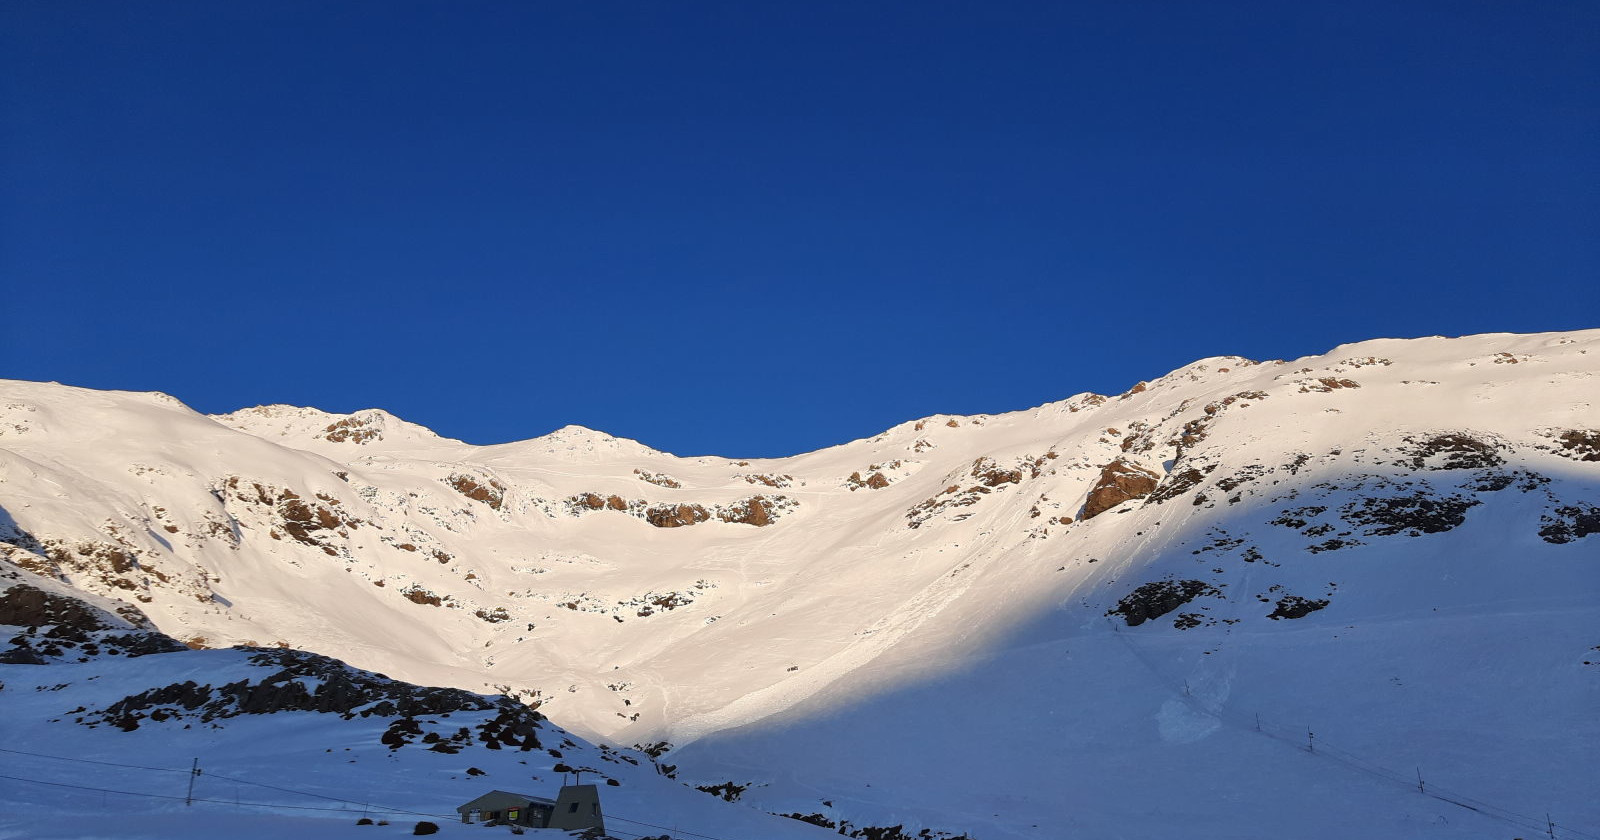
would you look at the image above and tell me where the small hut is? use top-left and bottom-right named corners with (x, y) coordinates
top-left (457, 783), bottom-right (604, 834)
top-left (456, 789), bottom-right (553, 828)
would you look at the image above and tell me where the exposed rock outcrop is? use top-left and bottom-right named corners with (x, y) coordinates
top-left (645, 504), bottom-right (712, 528)
top-left (447, 473), bottom-right (506, 511)
top-left (222, 477), bottom-right (366, 557)
top-left (1267, 595), bottom-right (1330, 620)
top-left (1548, 429), bottom-right (1600, 462)
top-left (1341, 492), bottom-right (1479, 537)
top-left (633, 469), bottom-right (683, 489)
top-left (1397, 432), bottom-right (1506, 471)
top-left (79, 648), bottom-right (545, 744)
top-left (1107, 579), bottom-right (1220, 627)
top-left (1082, 459), bottom-right (1161, 520)
top-left (1539, 503), bottom-right (1600, 544)
top-left (321, 416), bottom-right (382, 444)
top-left (717, 496), bottom-right (777, 527)
top-left (0, 581), bottom-right (186, 663)
top-left (571, 495), bottom-right (796, 528)
top-left (845, 471), bottom-right (890, 491)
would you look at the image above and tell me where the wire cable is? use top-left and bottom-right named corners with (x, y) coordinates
top-left (606, 813), bottom-right (747, 840)
top-left (0, 772), bottom-right (190, 802)
top-left (1108, 627), bottom-right (1598, 839)
top-left (0, 745), bottom-right (189, 774)
top-left (202, 770), bottom-right (444, 818)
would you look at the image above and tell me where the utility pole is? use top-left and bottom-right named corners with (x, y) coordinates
top-left (186, 758), bottom-right (201, 806)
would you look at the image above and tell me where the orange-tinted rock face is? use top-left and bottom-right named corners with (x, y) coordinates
top-left (845, 471), bottom-right (891, 491)
top-left (718, 496), bottom-right (777, 527)
top-left (644, 504), bottom-right (711, 528)
top-left (1082, 459), bottom-right (1161, 520)
top-left (447, 474), bottom-right (506, 511)
top-left (321, 416), bottom-right (381, 444)
top-left (633, 469), bottom-right (683, 489)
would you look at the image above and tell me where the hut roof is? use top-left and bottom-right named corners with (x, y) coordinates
top-left (457, 790), bottom-right (556, 812)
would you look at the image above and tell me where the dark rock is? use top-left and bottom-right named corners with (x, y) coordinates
top-left (1341, 493), bottom-right (1478, 537)
top-left (1108, 579), bottom-right (1220, 627)
top-left (695, 781), bottom-right (747, 802)
top-left (0, 644), bottom-right (47, 664)
top-left (1539, 503), bottom-right (1600, 544)
top-left (0, 583), bottom-right (185, 662)
top-left (1398, 433), bottom-right (1506, 471)
top-left (1557, 430), bottom-right (1600, 461)
top-left (82, 647), bottom-right (529, 736)
top-left (780, 813), bottom-right (837, 829)
top-left (0, 584), bottom-right (111, 633)
top-left (1145, 464), bottom-right (1216, 506)
top-left (1268, 596), bottom-right (1330, 620)
top-left (1269, 506), bottom-right (1327, 530)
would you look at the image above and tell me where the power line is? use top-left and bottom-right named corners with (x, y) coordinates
top-left (607, 813), bottom-right (748, 840)
top-left (0, 742), bottom-right (458, 820)
top-left (0, 772), bottom-right (450, 817)
top-left (0, 772), bottom-right (190, 802)
top-left (0, 745), bottom-right (189, 774)
top-left (203, 770), bottom-right (443, 818)
top-left (1107, 626), bottom-right (1599, 840)
top-left (0, 747), bottom-right (758, 838)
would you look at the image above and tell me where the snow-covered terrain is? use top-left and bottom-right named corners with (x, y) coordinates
top-left (3, 329), bottom-right (1598, 839)
top-left (0, 575), bottom-right (834, 839)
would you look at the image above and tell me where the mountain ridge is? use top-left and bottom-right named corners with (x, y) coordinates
top-left (3, 328), bottom-right (1597, 838)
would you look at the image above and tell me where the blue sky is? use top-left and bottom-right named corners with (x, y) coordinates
top-left (3, 1), bottom-right (1596, 458)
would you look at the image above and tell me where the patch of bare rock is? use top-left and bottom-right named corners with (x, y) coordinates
top-left (1082, 458), bottom-right (1160, 520)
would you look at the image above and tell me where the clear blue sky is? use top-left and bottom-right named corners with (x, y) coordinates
top-left (3, 1), bottom-right (1596, 457)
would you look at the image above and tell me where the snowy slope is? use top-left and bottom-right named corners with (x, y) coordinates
top-left (0, 569), bottom-right (836, 840)
top-left (3, 329), bottom-right (1598, 838)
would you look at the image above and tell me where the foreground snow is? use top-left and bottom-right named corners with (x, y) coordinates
top-left (0, 647), bottom-right (835, 840)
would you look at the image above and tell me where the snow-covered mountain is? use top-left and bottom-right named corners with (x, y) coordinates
top-left (3, 329), bottom-right (1597, 839)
